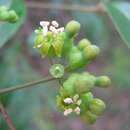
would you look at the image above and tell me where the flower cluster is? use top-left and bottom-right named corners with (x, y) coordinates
top-left (56, 72), bottom-right (110, 124)
top-left (0, 6), bottom-right (18, 23)
top-left (34, 20), bottom-right (111, 125)
top-left (34, 20), bottom-right (65, 58)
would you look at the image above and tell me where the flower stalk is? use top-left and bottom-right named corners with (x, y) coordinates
top-left (0, 77), bottom-right (57, 95)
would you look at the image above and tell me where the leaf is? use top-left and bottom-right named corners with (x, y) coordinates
top-left (0, 0), bottom-right (26, 47)
top-left (104, 2), bottom-right (130, 47)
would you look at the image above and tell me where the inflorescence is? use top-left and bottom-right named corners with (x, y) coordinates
top-left (34, 20), bottom-right (111, 124)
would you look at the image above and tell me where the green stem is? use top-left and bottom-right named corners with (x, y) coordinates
top-left (0, 77), bottom-right (57, 95)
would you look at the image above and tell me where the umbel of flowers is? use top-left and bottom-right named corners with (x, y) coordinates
top-left (34, 20), bottom-right (111, 124)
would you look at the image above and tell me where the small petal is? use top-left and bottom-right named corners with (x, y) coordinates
top-left (74, 107), bottom-right (80, 115)
top-left (73, 94), bottom-right (79, 102)
top-left (39, 42), bottom-right (51, 58)
top-left (49, 26), bottom-right (58, 34)
top-left (64, 98), bottom-right (73, 104)
top-left (40, 21), bottom-right (50, 27)
top-left (52, 39), bottom-right (63, 57)
top-left (76, 99), bottom-right (82, 106)
top-left (42, 26), bottom-right (48, 36)
top-left (52, 20), bottom-right (59, 28)
top-left (57, 27), bottom-right (64, 33)
top-left (35, 29), bottom-right (39, 34)
top-left (64, 108), bottom-right (73, 116)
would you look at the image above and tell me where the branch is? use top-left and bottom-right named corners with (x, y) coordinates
top-left (0, 77), bottom-right (57, 95)
top-left (0, 103), bottom-right (15, 130)
top-left (26, 2), bottom-right (105, 13)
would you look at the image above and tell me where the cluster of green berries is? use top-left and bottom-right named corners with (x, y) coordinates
top-left (0, 6), bottom-right (18, 23)
top-left (34, 20), bottom-right (111, 124)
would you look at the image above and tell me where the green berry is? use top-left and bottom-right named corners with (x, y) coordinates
top-left (49, 64), bottom-right (64, 78)
top-left (65, 20), bottom-right (80, 38)
top-left (83, 45), bottom-right (100, 60)
top-left (74, 74), bottom-right (94, 94)
top-left (89, 98), bottom-right (106, 116)
top-left (78, 39), bottom-right (91, 50)
top-left (82, 111), bottom-right (97, 125)
top-left (95, 76), bottom-right (111, 88)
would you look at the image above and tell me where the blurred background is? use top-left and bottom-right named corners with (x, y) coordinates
top-left (0, 0), bottom-right (130, 130)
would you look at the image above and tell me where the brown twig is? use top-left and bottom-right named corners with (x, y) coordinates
top-left (26, 2), bottom-right (105, 13)
top-left (0, 103), bottom-right (15, 130)
top-left (0, 77), bottom-right (57, 95)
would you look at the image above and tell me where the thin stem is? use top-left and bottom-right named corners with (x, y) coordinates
top-left (26, 2), bottom-right (105, 13)
top-left (0, 77), bottom-right (57, 95)
top-left (0, 103), bottom-right (15, 130)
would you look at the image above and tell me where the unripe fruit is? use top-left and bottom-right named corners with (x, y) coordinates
top-left (8, 10), bottom-right (18, 23)
top-left (68, 47), bottom-right (84, 70)
top-left (74, 75), bottom-right (94, 94)
top-left (95, 76), bottom-right (111, 88)
top-left (49, 64), bottom-right (64, 78)
top-left (82, 111), bottom-right (97, 124)
top-left (65, 20), bottom-right (80, 38)
top-left (78, 39), bottom-right (91, 50)
top-left (83, 45), bottom-right (100, 60)
top-left (89, 98), bottom-right (106, 116)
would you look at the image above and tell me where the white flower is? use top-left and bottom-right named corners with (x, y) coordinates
top-left (40, 21), bottom-right (50, 27)
top-left (64, 108), bottom-right (73, 116)
top-left (52, 20), bottom-right (59, 28)
top-left (74, 107), bottom-right (80, 115)
top-left (37, 20), bottom-right (64, 37)
top-left (64, 98), bottom-right (73, 104)
top-left (57, 27), bottom-right (64, 33)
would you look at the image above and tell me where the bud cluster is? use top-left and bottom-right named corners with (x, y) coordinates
top-left (56, 72), bottom-right (110, 124)
top-left (0, 6), bottom-right (18, 23)
top-left (34, 20), bottom-right (111, 125)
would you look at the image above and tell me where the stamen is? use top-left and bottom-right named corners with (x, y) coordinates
top-left (52, 20), bottom-right (59, 28)
top-left (64, 108), bottom-right (73, 116)
top-left (64, 98), bottom-right (73, 104)
top-left (57, 27), bottom-right (64, 33)
top-left (74, 107), bottom-right (80, 115)
top-left (40, 21), bottom-right (50, 27)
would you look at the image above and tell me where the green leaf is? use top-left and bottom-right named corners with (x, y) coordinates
top-left (0, 0), bottom-right (26, 47)
top-left (104, 2), bottom-right (130, 47)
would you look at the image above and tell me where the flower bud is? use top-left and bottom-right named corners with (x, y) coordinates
top-left (68, 47), bottom-right (85, 70)
top-left (34, 34), bottom-right (44, 48)
top-left (65, 20), bottom-right (80, 38)
top-left (95, 76), bottom-right (111, 88)
top-left (63, 73), bottom-right (79, 95)
top-left (74, 75), bottom-right (94, 94)
top-left (7, 10), bottom-right (19, 23)
top-left (0, 10), bottom-right (9, 21)
top-left (78, 39), bottom-right (91, 50)
top-left (49, 64), bottom-right (64, 78)
top-left (89, 98), bottom-right (106, 116)
top-left (83, 45), bottom-right (100, 60)
top-left (81, 92), bottom-right (93, 106)
top-left (82, 111), bottom-right (97, 125)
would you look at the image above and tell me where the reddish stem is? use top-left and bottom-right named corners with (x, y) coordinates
top-left (0, 104), bottom-right (15, 130)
